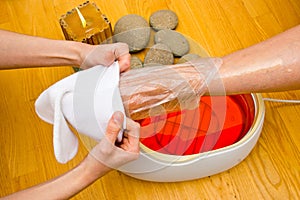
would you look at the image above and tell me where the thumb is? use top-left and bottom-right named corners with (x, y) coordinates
top-left (105, 111), bottom-right (124, 143)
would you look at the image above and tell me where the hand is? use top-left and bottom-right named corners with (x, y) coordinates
top-left (120, 57), bottom-right (223, 120)
top-left (87, 111), bottom-right (140, 171)
top-left (80, 43), bottom-right (131, 72)
top-left (1, 112), bottom-right (139, 200)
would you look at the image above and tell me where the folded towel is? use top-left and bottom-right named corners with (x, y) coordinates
top-left (35, 62), bottom-right (126, 163)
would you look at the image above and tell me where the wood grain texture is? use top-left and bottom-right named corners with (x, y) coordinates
top-left (0, 0), bottom-right (299, 199)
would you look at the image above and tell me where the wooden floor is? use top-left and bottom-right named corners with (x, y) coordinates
top-left (1, 0), bottom-right (300, 199)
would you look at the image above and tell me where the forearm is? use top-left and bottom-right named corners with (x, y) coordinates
top-left (0, 29), bottom-right (93, 69)
top-left (0, 112), bottom-right (139, 200)
top-left (1, 157), bottom-right (110, 200)
top-left (209, 25), bottom-right (300, 95)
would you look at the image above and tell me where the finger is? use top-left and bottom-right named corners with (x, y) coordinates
top-left (118, 53), bottom-right (131, 72)
top-left (125, 118), bottom-right (140, 147)
top-left (119, 142), bottom-right (129, 151)
top-left (121, 137), bottom-right (140, 154)
top-left (105, 111), bottom-right (124, 143)
top-left (113, 42), bottom-right (129, 58)
top-left (120, 139), bottom-right (133, 152)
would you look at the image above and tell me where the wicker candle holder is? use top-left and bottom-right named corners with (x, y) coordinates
top-left (59, 1), bottom-right (112, 44)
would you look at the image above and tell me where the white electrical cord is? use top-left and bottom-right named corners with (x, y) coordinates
top-left (263, 97), bottom-right (300, 104)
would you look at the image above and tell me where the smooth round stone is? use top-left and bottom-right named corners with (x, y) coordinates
top-left (130, 56), bottom-right (143, 69)
top-left (113, 14), bottom-right (151, 52)
top-left (177, 54), bottom-right (201, 64)
top-left (154, 29), bottom-right (189, 57)
top-left (144, 43), bottom-right (174, 66)
top-left (149, 10), bottom-right (178, 31)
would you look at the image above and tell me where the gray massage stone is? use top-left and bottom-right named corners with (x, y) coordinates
top-left (113, 14), bottom-right (150, 52)
top-left (130, 56), bottom-right (143, 69)
top-left (144, 43), bottom-right (174, 66)
top-left (149, 10), bottom-right (178, 31)
top-left (154, 29), bottom-right (189, 57)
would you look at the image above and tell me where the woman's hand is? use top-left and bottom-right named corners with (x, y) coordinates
top-left (80, 43), bottom-right (131, 72)
top-left (85, 111), bottom-right (140, 174)
top-left (1, 112), bottom-right (140, 200)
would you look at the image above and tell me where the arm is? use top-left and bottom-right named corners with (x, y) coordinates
top-left (1, 159), bottom-right (110, 200)
top-left (1, 112), bottom-right (140, 200)
top-left (118, 25), bottom-right (300, 120)
top-left (0, 29), bottom-right (130, 71)
top-left (209, 24), bottom-right (300, 94)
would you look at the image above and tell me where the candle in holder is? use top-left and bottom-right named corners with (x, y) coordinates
top-left (59, 1), bottom-right (112, 44)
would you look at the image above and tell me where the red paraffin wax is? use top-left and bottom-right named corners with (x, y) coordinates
top-left (138, 94), bottom-right (255, 155)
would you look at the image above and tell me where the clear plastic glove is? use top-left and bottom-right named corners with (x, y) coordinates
top-left (80, 42), bottom-right (131, 72)
top-left (120, 58), bottom-right (223, 120)
top-left (88, 111), bottom-right (140, 170)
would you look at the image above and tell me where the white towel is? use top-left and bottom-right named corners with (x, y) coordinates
top-left (35, 62), bottom-right (126, 163)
